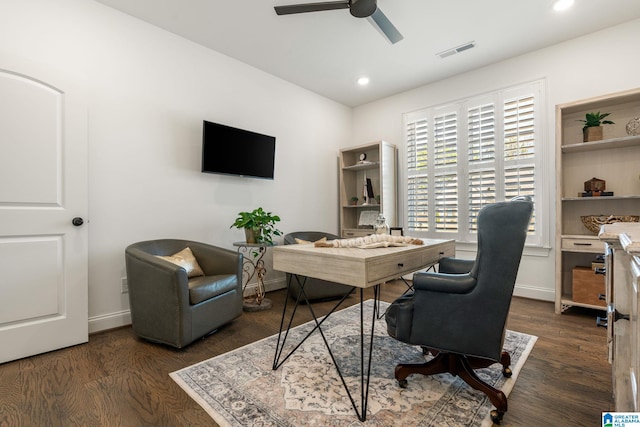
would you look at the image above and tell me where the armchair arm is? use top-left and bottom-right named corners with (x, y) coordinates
top-left (438, 256), bottom-right (475, 274)
top-left (125, 246), bottom-right (195, 346)
top-left (413, 271), bottom-right (477, 294)
top-left (189, 243), bottom-right (242, 277)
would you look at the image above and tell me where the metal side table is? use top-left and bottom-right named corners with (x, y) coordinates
top-left (233, 242), bottom-right (276, 311)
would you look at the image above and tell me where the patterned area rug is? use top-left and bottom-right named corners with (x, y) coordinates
top-left (171, 300), bottom-right (537, 426)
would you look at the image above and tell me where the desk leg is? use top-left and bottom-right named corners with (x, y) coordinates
top-left (375, 264), bottom-right (437, 320)
top-left (273, 274), bottom-right (352, 369)
top-left (272, 275), bottom-right (379, 422)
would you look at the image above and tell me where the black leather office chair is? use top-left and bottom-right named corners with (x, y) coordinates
top-left (385, 196), bottom-right (533, 424)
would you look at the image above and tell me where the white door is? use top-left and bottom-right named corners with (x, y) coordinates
top-left (0, 55), bottom-right (88, 364)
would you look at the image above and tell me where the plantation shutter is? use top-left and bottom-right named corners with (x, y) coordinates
top-left (467, 103), bottom-right (496, 232)
top-left (433, 112), bottom-right (458, 232)
top-left (504, 94), bottom-right (536, 232)
top-left (402, 80), bottom-right (544, 245)
top-left (406, 116), bottom-right (429, 231)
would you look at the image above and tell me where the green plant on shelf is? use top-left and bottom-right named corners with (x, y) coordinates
top-left (577, 111), bottom-right (614, 130)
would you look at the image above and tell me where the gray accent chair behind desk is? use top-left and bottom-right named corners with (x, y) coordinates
top-left (283, 231), bottom-right (354, 302)
top-left (125, 239), bottom-right (243, 348)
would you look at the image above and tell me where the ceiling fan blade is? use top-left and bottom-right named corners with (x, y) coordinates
top-left (368, 8), bottom-right (403, 44)
top-left (274, 1), bottom-right (350, 15)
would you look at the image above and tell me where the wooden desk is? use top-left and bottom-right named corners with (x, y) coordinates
top-left (271, 238), bottom-right (455, 421)
top-left (273, 238), bottom-right (454, 288)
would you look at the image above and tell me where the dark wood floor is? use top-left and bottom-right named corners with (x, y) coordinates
top-left (0, 281), bottom-right (612, 426)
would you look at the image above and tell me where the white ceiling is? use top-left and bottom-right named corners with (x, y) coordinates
top-left (94, 0), bottom-right (640, 107)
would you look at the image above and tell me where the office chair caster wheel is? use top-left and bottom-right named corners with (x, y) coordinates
top-left (502, 367), bottom-right (512, 378)
top-left (398, 379), bottom-right (408, 389)
top-left (490, 409), bottom-right (503, 424)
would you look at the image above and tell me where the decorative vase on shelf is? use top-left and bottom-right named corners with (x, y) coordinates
top-left (373, 213), bottom-right (389, 235)
top-left (626, 117), bottom-right (640, 136)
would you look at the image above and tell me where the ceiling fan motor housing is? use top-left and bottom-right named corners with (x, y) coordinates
top-left (350, 0), bottom-right (377, 18)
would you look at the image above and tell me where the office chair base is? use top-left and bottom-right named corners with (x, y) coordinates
top-left (394, 351), bottom-right (510, 423)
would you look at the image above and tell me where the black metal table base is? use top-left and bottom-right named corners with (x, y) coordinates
top-left (272, 274), bottom-right (380, 422)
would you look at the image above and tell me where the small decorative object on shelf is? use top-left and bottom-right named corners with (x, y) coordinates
top-left (350, 196), bottom-right (359, 205)
top-left (584, 177), bottom-right (606, 192)
top-left (373, 213), bottom-right (390, 235)
top-left (626, 117), bottom-right (640, 136)
top-left (358, 152), bottom-right (368, 163)
top-left (580, 214), bottom-right (640, 234)
top-left (362, 175), bottom-right (374, 205)
top-left (578, 111), bottom-right (614, 142)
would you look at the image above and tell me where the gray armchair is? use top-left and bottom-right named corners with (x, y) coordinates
top-left (283, 231), bottom-right (354, 302)
top-left (385, 196), bottom-right (533, 424)
top-left (125, 239), bottom-right (243, 348)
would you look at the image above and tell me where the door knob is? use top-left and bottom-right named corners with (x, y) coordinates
top-left (72, 217), bottom-right (84, 226)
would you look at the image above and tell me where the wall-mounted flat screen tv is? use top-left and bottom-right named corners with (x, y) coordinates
top-left (201, 120), bottom-right (276, 180)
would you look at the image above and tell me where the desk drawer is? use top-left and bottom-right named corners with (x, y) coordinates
top-left (422, 243), bottom-right (455, 265)
top-left (562, 237), bottom-right (605, 253)
top-left (366, 242), bottom-right (454, 283)
top-left (368, 252), bottom-right (424, 282)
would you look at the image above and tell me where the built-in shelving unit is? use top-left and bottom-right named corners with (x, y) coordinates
top-left (339, 141), bottom-right (397, 238)
top-left (555, 88), bottom-right (640, 314)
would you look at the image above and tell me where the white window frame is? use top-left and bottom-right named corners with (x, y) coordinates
top-left (401, 80), bottom-right (548, 248)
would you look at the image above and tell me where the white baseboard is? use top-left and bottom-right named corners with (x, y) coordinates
top-left (88, 279), bottom-right (550, 334)
top-left (513, 283), bottom-right (554, 302)
top-left (89, 278), bottom-right (289, 334)
top-left (88, 309), bottom-right (131, 334)
top-left (243, 277), bottom-right (287, 297)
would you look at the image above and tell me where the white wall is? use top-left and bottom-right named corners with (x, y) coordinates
top-left (351, 19), bottom-right (640, 301)
top-left (0, 0), bottom-right (352, 331)
top-left (3, 1), bottom-right (638, 332)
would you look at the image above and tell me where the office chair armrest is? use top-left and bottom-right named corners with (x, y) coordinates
top-left (438, 257), bottom-right (474, 274)
top-left (413, 272), bottom-right (477, 294)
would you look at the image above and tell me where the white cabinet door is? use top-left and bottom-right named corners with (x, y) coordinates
top-left (631, 257), bottom-right (640, 411)
top-left (0, 55), bottom-right (88, 363)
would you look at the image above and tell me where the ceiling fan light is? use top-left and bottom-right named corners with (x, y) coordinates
top-left (357, 76), bottom-right (370, 86)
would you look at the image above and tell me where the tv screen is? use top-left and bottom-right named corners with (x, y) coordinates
top-left (201, 120), bottom-right (276, 180)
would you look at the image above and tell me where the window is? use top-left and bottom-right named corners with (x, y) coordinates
top-left (403, 80), bottom-right (545, 245)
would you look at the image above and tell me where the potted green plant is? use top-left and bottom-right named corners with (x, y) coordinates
top-left (578, 111), bottom-right (614, 142)
top-left (231, 207), bottom-right (282, 244)
top-left (350, 196), bottom-right (359, 205)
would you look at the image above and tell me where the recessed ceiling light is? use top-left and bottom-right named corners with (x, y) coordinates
top-left (356, 76), bottom-right (370, 86)
top-left (553, 0), bottom-right (574, 12)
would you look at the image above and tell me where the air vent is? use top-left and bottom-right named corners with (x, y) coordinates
top-left (437, 41), bottom-right (476, 59)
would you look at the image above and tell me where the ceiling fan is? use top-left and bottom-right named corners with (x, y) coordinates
top-left (274, 0), bottom-right (403, 44)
